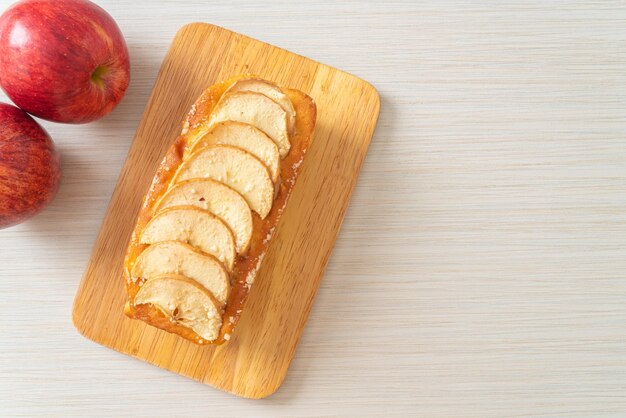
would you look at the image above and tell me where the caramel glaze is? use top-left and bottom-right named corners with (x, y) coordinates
top-left (123, 75), bottom-right (316, 345)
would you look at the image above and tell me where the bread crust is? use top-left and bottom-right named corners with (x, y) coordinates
top-left (123, 75), bottom-right (316, 345)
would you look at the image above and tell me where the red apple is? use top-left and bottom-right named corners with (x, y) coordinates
top-left (0, 102), bottom-right (61, 229)
top-left (0, 0), bottom-right (130, 123)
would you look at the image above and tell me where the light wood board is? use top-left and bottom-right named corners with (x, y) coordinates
top-left (72, 23), bottom-right (380, 399)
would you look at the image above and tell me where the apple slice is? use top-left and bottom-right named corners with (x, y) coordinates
top-left (139, 206), bottom-right (236, 271)
top-left (134, 274), bottom-right (222, 342)
top-left (131, 241), bottom-right (230, 304)
top-left (225, 78), bottom-right (296, 135)
top-left (209, 91), bottom-right (291, 157)
top-left (155, 179), bottom-right (253, 254)
top-left (187, 121), bottom-right (280, 183)
top-left (173, 145), bottom-right (274, 219)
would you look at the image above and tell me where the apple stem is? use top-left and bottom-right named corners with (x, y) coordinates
top-left (90, 65), bottom-right (108, 88)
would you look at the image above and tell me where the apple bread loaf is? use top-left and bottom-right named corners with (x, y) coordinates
top-left (123, 75), bottom-right (316, 345)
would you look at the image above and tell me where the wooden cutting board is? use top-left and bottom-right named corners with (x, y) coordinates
top-left (72, 23), bottom-right (380, 399)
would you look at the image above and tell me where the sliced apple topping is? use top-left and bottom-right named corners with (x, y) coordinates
top-left (155, 179), bottom-right (253, 254)
top-left (225, 78), bottom-right (297, 135)
top-left (173, 145), bottom-right (274, 219)
top-left (140, 206), bottom-right (236, 271)
top-left (128, 77), bottom-right (307, 343)
top-left (187, 121), bottom-right (280, 183)
top-left (134, 274), bottom-right (223, 342)
top-left (131, 241), bottom-right (230, 304)
top-left (209, 91), bottom-right (291, 157)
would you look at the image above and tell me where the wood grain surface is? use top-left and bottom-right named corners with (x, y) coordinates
top-left (72, 23), bottom-right (380, 399)
top-left (1, 0), bottom-right (626, 416)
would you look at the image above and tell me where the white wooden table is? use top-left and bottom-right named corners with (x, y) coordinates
top-left (1, 1), bottom-right (625, 416)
